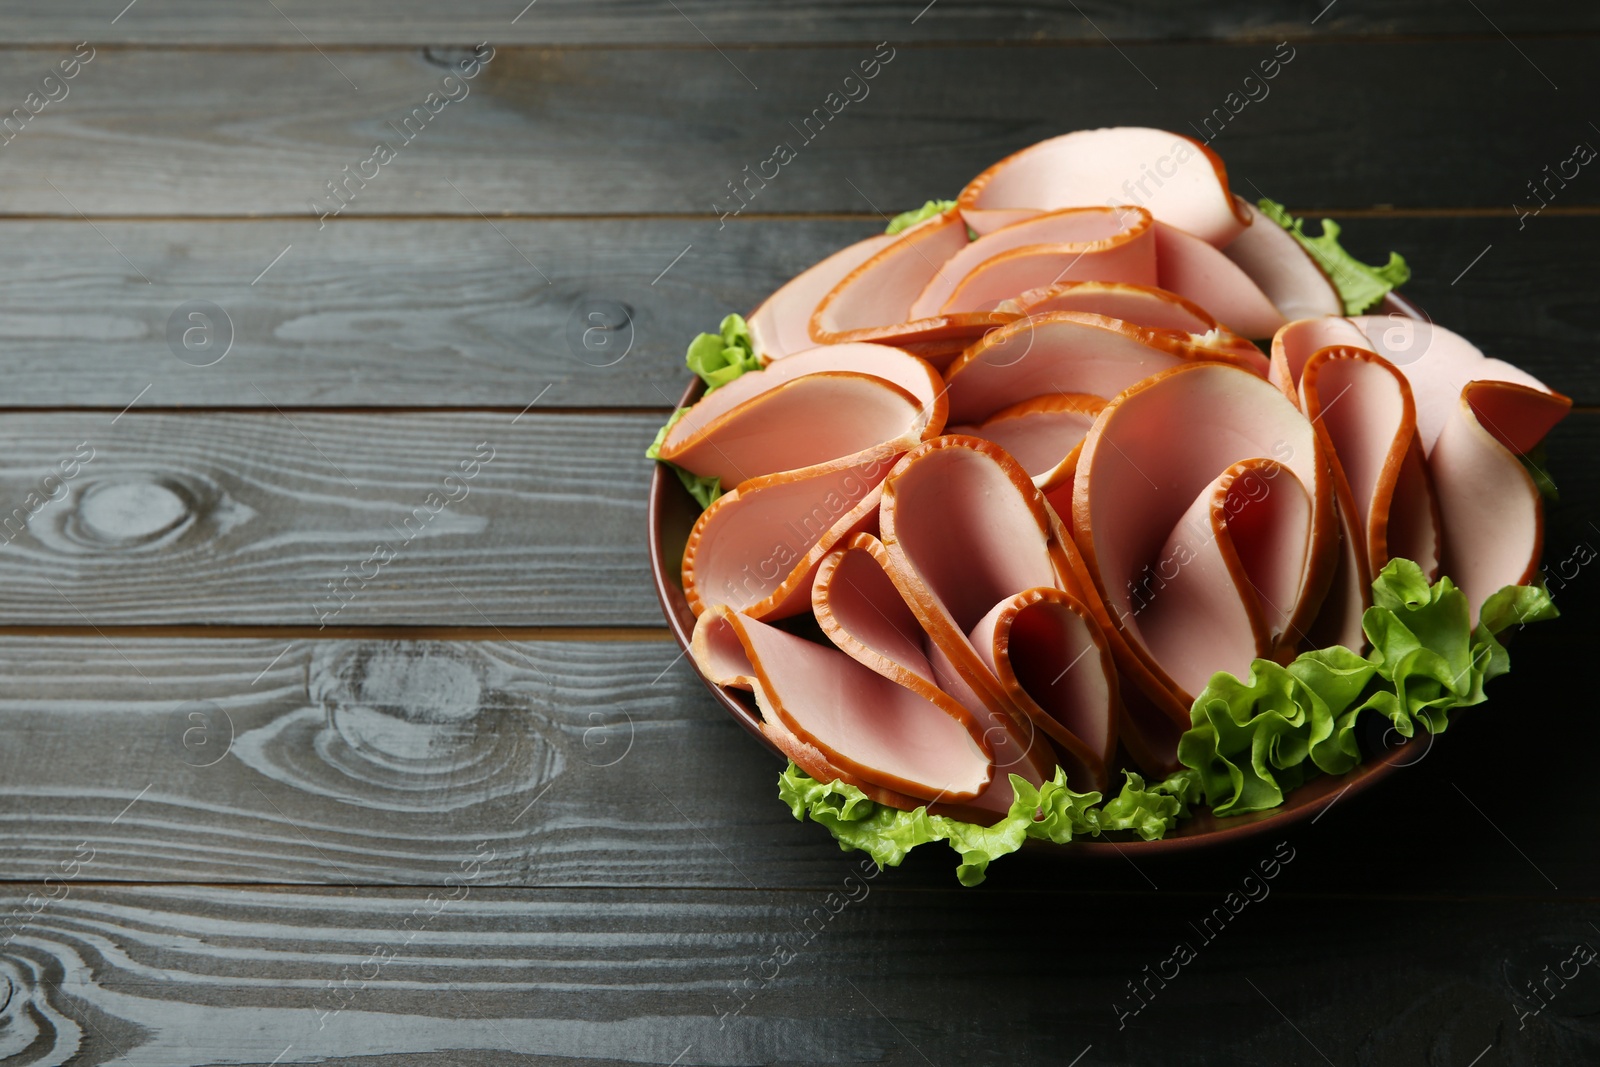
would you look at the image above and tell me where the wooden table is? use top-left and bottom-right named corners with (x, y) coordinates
top-left (0, 3), bottom-right (1596, 1064)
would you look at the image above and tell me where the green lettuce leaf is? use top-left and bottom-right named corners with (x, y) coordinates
top-left (1469, 579), bottom-right (1559, 703)
top-left (1179, 559), bottom-right (1556, 816)
top-left (778, 761), bottom-right (1199, 885)
top-left (1519, 442), bottom-right (1559, 502)
top-left (644, 408), bottom-right (685, 463)
top-left (645, 313), bottom-right (764, 511)
top-left (780, 562), bottom-right (1554, 874)
top-left (685, 313), bottom-right (760, 391)
top-left (1098, 770), bottom-right (1193, 840)
top-left (1361, 559), bottom-right (1481, 734)
top-left (1478, 580), bottom-right (1561, 637)
top-left (778, 763), bottom-right (1101, 884)
top-left (644, 408), bottom-right (723, 509)
top-left (885, 199), bottom-right (955, 235)
top-left (1258, 198), bottom-right (1411, 315)
top-left (1182, 657), bottom-right (1333, 817)
top-left (670, 467), bottom-right (722, 510)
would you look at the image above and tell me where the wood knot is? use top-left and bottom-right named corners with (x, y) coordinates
top-left (32, 472), bottom-right (250, 555)
top-left (232, 642), bottom-right (563, 812)
top-left (0, 953), bottom-right (81, 1064)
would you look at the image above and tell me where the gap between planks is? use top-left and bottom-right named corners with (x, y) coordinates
top-left (3, 31), bottom-right (1600, 53)
top-left (0, 405), bottom-right (674, 417)
top-left (0, 624), bottom-right (673, 641)
top-left (3, 405), bottom-right (1596, 415)
top-left (0, 879), bottom-right (1591, 903)
top-left (2, 207), bottom-right (1599, 224)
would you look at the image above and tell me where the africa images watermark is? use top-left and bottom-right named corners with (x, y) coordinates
top-left (0, 441), bottom-right (97, 547)
top-left (312, 441), bottom-right (496, 627)
top-left (310, 840), bottom-right (499, 1029)
top-left (713, 42), bottom-right (897, 229)
top-left (1114, 446), bottom-right (1296, 623)
top-left (1509, 939), bottom-right (1599, 1030)
top-left (1187, 42), bottom-right (1296, 144)
top-left (1, 42), bottom-right (96, 148)
top-left (718, 451), bottom-right (896, 604)
top-left (1113, 840), bottom-right (1297, 1030)
top-left (1514, 130), bottom-right (1596, 229)
top-left (712, 856), bottom-right (881, 1028)
top-left (308, 43), bottom-right (496, 228)
top-left (0, 841), bottom-right (96, 949)
top-left (1104, 43), bottom-right (1294, 225)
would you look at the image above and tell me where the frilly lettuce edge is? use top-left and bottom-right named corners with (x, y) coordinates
top-left (779, 559), bottom-right (1554, 883)
top-left (885, 199), bottom-right (956, 235)
top-left (1180, 558), bottom-right (1555, 815)
top-left (645, 313), bottom-right (766, 510)
top-left (685, 312), bottom-right (761, 390)
top-left (779, 763), bottom-right (1201, 887)
top-left (644, 408), bottom-right (722, 509)
top-left (1257, 197), bottom-right (1411, 315)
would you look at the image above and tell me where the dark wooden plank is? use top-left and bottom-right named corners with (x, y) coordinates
top-left (9, 0), bottom-right (1600, 45)
top-left (0, 410), bottom-right (1594, 632)
top-left (0, 42), bottom-right (1593, 216)
top-left (0, 519), bottom-right (1596, 897)
top-left (0, 218), bottom-right (871, 410)
top-left (0, 214), bottom-right (1594, 408)
top-left (1350, 213), bottom-right (1600, 407)
top-left (0, 636), bottom-right (842, 888)
top-left (0, 412), bottom-right (662, 626)
top-left (1, 883), bottom-right (1597, 1064)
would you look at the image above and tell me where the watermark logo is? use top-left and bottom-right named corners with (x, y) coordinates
top-left (171, 699), bottom-right (234, 768)
top-left (166, 300), bottom-right (234, 367)
top-left (565, 300), bottom-right (635, 368)
top-left (1361, 308), bottom-right (1434, 368)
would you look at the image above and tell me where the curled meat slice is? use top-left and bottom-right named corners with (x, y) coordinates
top-left (659, 341), bottom-right (947, 474)
top-left (1281, 317), bottom-right (1570, 624)
top-left (1072, 362), bottom-right (1336, 771)
top-left (659, 370), bottom-right (937, 487)
top-left (1269, 316), bottom-right (1375, 401)
top-left (967, 587), bottom-right (1119, 793)
top-left (662, 367), bottom-right (934, 483)
top-left (877, 436), bottom-right (1119, 790)
top-left (1221, 198), bottom-right (1342, 322)
top-left (813, 533), bottom-right (1053, 821)
top-left (1298, 347), bottom-right (1443, 647)
top-left (953, 392), bottom-right (1105, 501)
top-left (748, 232), bottom-right (897, 360)
top-left (1134, 457), bottom-right (1313, 698)
top-left (1348, 316), bottom-right (1569, 454)
top-left (691, 606), bottom-right (993, 803)
top-left (944, 311), bottom-right (1265, 425)
top-left (1430, 384), bottom-right (1550, 622)
top-left (809, 209), bottom-right (1016, 362)
top-left (682, 452), bottom-right (894, 619)
top-left (910, 206), bottom-right (1157, 317)
top-left (957, 127), bottom-right (1250, 246)
top-left (1154, 222), bottom-right (1288, 339)
top-left (1009, 280), bottom-right (1218, 333)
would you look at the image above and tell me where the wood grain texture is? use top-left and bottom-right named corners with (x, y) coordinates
top-left (10, 0), bottom-right (1600, 45)
top-left (0, 214), bottom-right (1595, 407)
top-left (0, 12), bottom-right (1594, 1067)
top-left (0, 411), bottom-right (1594, 631)
top-left (0, 412), bottom-right (661, 626)
top-left (0, 578), bottom-right (1595, 896)
top-left (0, 218), bottom-right (864, 410)
top-left (1, 883), bottom-right (1598, 1065)
top-left (0, 637), bottom-right (813, 888)
top-left (0, 409), bottom-right (1594, 632)
top-left (0, 42), bottom-right (1593, 217)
